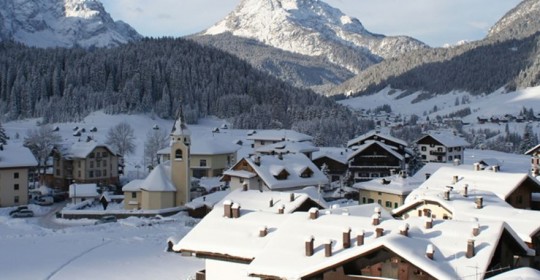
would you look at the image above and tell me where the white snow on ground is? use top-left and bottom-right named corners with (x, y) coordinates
top-left (0, 205), bottom-right (203, 280)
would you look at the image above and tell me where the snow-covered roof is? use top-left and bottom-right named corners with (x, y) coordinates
top-left (69, 183), bottom-right (98, 198)
top-left (525, 144), bottom-right (540, 155)
top-left (0, 144), bottom-right (38, 168)
top-left (347, 130), bottom-right (407, 148)
top-left (185, 190), bottom-right (231, 210)
top-left (487, 267), bottom-right (540, 279)
top-left (190, 139), bottom-right (240, 155)
top-left (476, 158), bottom-right (502, 168)
top-left (312, 147), bottom-right (351, 165)
top-left (255, 140), bottom-right (318, 155)
top-left (246, 129), bottom-right (313, 142)
top-left (171, 115), bottom-right (191, 136)
top-left (397, 185), bottom-right (540, 243)
top-left (59, 141), bottom-right (117, 159)
top-left (177, 202), bottom-right (531, 280)
top-left (353, 174), bottom-right (421, 195)
top-left (122, 179), bottom-right (144, 192)
top-left (197, 177), bottom-right (224, 192)
top-left (417, 131), bottom-right (469, 148)
top-left (235, 154), bottom-right (328, 190)
top-left (416, 166), bottom-right (537, 200)
top-left (347, 140), bottom-right (405, 161)
top-left (222, 169), bottom-right (257, 179)
top-left (140, 163), bottom-right (176, 192)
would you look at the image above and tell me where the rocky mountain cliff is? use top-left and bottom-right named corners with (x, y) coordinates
top-left (192, 0), bottom-right (427, 92)
top-left (487, 0), bottom-right (540, 41)
top-left (0, 0), bottom-right (141, 48)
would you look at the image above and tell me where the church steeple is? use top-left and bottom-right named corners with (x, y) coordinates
top-left (170, 105), bottom-right (191, 205)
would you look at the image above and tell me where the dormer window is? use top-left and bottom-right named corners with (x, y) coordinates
top-left (300, 168), bottom-right (313, 178)
top-left (274, 169), bottom-right (289, 180)
top-left (175, 149), bottom-right (183, 160)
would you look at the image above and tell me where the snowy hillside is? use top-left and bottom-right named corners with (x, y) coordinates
top-left (488, 0), bottom-right (540, 40)
top-left (0, 0), bottom-right (141, 48)
top-left (200, 0), bottom-right (427, 74)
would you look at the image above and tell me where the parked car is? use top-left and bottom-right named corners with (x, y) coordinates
top-left (35, 196), bottom-right (54, 206)
top-left (10, 209), bottom-right (34, 218)
top-left (94, 215), bottom-right (117, 225)
top-left (9, 205), bottom-right (29, 216)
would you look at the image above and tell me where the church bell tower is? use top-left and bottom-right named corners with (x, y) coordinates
top-left (170, 107), bottom-right (191, 206)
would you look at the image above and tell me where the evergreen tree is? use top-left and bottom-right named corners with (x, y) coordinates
top-left (0, 122), bottom-right (8, 145)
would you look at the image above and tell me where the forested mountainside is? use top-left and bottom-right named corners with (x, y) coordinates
top-left (332, 0), bottom-right (540, 98)
top-left (0, 38), bottom-right (369, 146)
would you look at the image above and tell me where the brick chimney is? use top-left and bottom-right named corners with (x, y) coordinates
top-left (278, 204), bottom-right (285, 214)
top-left (463, 184), bottom-right (469, 197)
top-left (372, 214), bottom-right (380, 226)
top-left (466, 239), bottom-right (475, 258)
top-left (426, 244), bottom-right (434, 260)
top-left (376, 228), bottom-right (384, 238)
top-left (472, 223), bottom-right (480, 237)
top-left (259, 226), bottom-right (268, 237)
top-left (425, 217), bottom-right (433, 229)
top-left (399, 223), bottom-right (409, 237)
top-left (475, 196), bottom-right (483, 209)
top-left (357, 230), bottom-right (365, 246)
top-left (231, 203), bottom-right (241, 218)
top-left (223, 200), bottom-right (233, 218)
top-left (305, 236), bottom-right (314, 257)
top-left (452, 175), bottom-right (459, 184)
top-left (309, 208), bottom-right (319, 220)
top-left (343, 227), bottom-right (351, 249)
top-left (325, 240), bottom-right (333, 257)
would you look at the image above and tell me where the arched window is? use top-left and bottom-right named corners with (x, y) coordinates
top-left (175, 149), bottom-right (183, 160)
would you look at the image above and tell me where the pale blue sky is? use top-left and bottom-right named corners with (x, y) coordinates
top-left (101, 0), bottom-right (522, 47)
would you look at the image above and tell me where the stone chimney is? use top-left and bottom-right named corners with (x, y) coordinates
top-left (475, 196), bottom-right (483, 209)
top-left (452, 175), bottom-right (459, 184)
top-left (231, 203), bottom-right (241, 218)
top-left (259, 226), bottom-right (268, 237)
top-left (278, 204), bottom-right (285, 214)
top-left (357, 230), bottom-right (365, 246)
top-left (444, 190), bottom-right (450, 201)
top-left (343, 228), bottom-right (351, 249)
top-left (466, 239), bottom-right (475, 258)
top-left (474, 162), bottom-right (481, 171)
top-left (305, 236), bottom-right (314, 257)
top-left (425, 217), bottom-right (433, 229)
top-left (472, 223), bottom-right (480, 237)
top-left (375, 228), bottom-right (384, 238)
top-left (463, 184), bottom-right (469, 197)
top-left (426, 244), bottom-right (434, 260)
top-left (399, 223), bottom-right (409, 237)
top-left (372, 214), bottom-right (380, 226)
top-left (309, 208), bottom-right (319, 220)
top-left (290, 193), bottom-right (295, 202)
top-left (223, 200), bottom-right (233, 218)
top-left (325, 240), bottom-right (333, 257)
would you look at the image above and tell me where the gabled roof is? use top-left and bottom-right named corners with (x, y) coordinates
top-left (57, 141), bottom-right (117, 159)
top-left (246, 129), bottom-right (313, 142)
top-left (232, 154), bottom-right (328, 190)
top-left (353, 175), bottom-right (421, 195)
top-left (0, 144), bottom-right (37, 168)
top-left (122, 179), bottom-right (144, 192)
top-left (396, 184), bottom-right (540, 243)
top-left (255, 140), bottom-right (319, 155)
top-left (347, 130), bottom-right (408, 148)
top-left (416, 131), bottom-right (469, 148)
top-left (487, 267), bottom-right (540, 279)
top-left (347, 141), bottom-right (404, 161)
top-left (312, 148), bottom-right (351, 165)
top-left (157, 138), bottom-right (240, 156)
top-left (525, 143), bottom-right (540, 155)
top-left (140, 163), bottom-right (176, 192)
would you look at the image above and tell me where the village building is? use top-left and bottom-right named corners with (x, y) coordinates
top-left (525, 144), bottom-right (540, 176)
top-left (221, 153), bottom-right (328, 192)
top-left (158, 138), bottom-right (239, 179)
top-left (348, 141), bottom-right (406, 182)
top-left (415, 131), bottom-right (469, 163)
top-left (312, 148), bottom-right (351, 183)
top-left (51, 141), bottom-right (120, 190)
top-left (68, 183), bottom-right (98, 204)
top-left (174, 196), bottom-right (533, 280)
top-left (354, 173), bottom-right (421, 211)
top-left (246, 129), bottom-right (313, 149)
top-left (0, 144), bottom-right (38, 207)
top-left (347, 130), bottom-right (409, 155)
top-left (122, 111), bottom-right (191, 210)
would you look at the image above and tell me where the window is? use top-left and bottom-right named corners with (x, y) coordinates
top-left (175, 149), bottom-right (183, 160)
top-left (200, 159), bottom-right (207, 167)
top-left (437, 147), bottom-right (443, 152)
top-left (449, 156), bottom-right (453, 161)
top-left (89, 171), bottom-right (94, 178)
top-left (14, 184), bottom-right (19, 190)
top-left (455, 147), bottom-right (461, 151)
top-left (362, 197), bottom-right (366, 204)
top-left (103, 159), bottom-right (107, 166)
top-left (14, 172), bottom-right (19, 179)
top-left (377, 199), bottom-right (382, 205)
top-left (421, 155), bottom-right (426, 159)
top-left (96, 170), bottom-right (101, 177)
top-left (14, 196), bottom-right (19, 204)
top-left (421, 146), bottom-right (426, 151)
top-left (394, 202), bottom-right (399, 208)
top-left (103, 170), bottom-right (107, 177)
top-left (131, 192), bottom-right (137, 199)
top-left (97, 161), bottom-right (101, 168)
top-left (90, 161), bottom-right (94, 168)
top-left (385, 201), bottom-right (392, 208)
top-left (367, 198), bottom-right (374, 203)
top-left (448, 147), bottom-right (453, 152)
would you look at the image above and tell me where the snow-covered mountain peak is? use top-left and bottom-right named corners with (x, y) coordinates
top-left (0, 0), bottom-right (141, 48)
top-left (487, 0), bottom-right (540, 40)
top-left (202, 0), bottom-right (426, 73)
